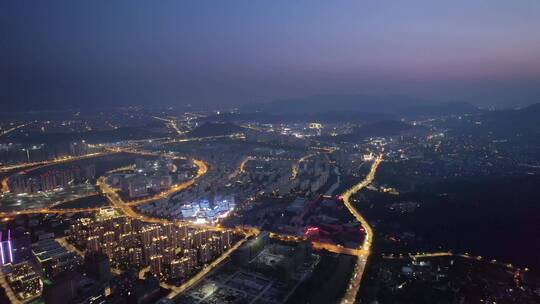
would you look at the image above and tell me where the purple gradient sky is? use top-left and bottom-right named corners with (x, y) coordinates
top-left (1, 0), bottom-right (540, 110)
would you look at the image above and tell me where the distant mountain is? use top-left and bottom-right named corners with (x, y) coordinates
top-left (186, 122), bottom-right (245, 138)
top-left (243, 94), bottom-right (427, 114)
top-left (441, 102), bottom-right (540, 145)
top-left (198, 111), bottom-right (395, 124)
top-left (197, 112), bottom-right (278, 123)
top-left (242, 94), bottom-right (480, 119)
top-left (480, 103), bottom-right (540, 134)
top-left (479, 103), bottom-right (540, 128)
top-left (398, 101), bottom-right (480, 117)
top-left (324, 120), bottom-right (425, 142)
top-left (514, 103), bottom-right (540, 118)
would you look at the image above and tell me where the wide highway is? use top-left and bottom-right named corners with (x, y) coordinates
top-left (0, 123), bottom-right (29, 138)
top-left (0, 151), bottom-right (115, 174)
top-left (340, 155), bottom-right (383, 304)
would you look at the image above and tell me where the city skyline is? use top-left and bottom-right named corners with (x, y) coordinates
top-left (1, 2), bottom-right (539, 304)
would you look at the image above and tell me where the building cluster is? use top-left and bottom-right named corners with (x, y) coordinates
top-left (107, 271), bottom-right (163, 304)
top-left (152, 141), bottom-right (308, 219)
top-left (245, 130), bottom-right (309, 148)
top-left (331, 149), bottom-right (367, 176)
top-left (4, 261), bottom-right (42, 301)
top-left (242, 158), bottom-right (297, 194)
top-left (137, 197), bottom-right (237, 223)
top-left (32, 237), bottom-right (82, 278)
top-left (0, 229), bottom-right (32, 266)
top-left (235, 154), bottom-right (332, 196)
top-left (0, 141), bottom-right (98, 166)
top-left (0, 231), bottom-right (85, 302)
top-left (180, 234), bottom-right (319, 304)
top-left (242, 195), bottom-right (363, 248)
top-left (373, 117), bottom-right (540, 186)
top-left (8, 164), bottom-right (96, 194)
top-left (179, 199), bottom-right (235, 222)
top-left (165, 152), bottom-right (243, 205)
top-left (67, 215), bottom-right (234, 280)
top-left (367, 256), bottom-right (540, 304)
top-left (137, 196), bottom-right (237, 223)
top-left (233, 233), bottom-right (313, 282)
top-left (108, 158), bottom-right (179, 199)
top-left (0, 230), bottom-right (41, 301)
top-left (294, 156), bottom-right (331, 194)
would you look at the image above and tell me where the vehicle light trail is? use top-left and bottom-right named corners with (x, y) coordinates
top-left (268, 232), bottom-right (366, 256)
top-left (290, 153), bottom-right (316, 179)
top-left (0, 123), bottom-right (29, 138)
top-left (238, 156), bottom-right (253, 174)
top-left (152, 116), bottom-right (183, 135)
top-left (0, 207), bottom-right (101, 218)
top-left (1, 177), bottom-right (9, 193)
top-left (162, 133), bottom-right (246, 145)
top-left (0, 151), bottom-right (115, 173)
top-left (340, 155), bottom-right (382, 304)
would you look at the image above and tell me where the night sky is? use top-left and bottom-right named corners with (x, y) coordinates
top-left (2, 1), bottom-right (540, 111)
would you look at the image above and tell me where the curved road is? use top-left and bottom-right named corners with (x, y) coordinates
top-left (0, 151), bottom-right (207, 221)
top-left (1, 147), bottom-right (381, 302)
top-left (340, 155), bottom-right (383, 304)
